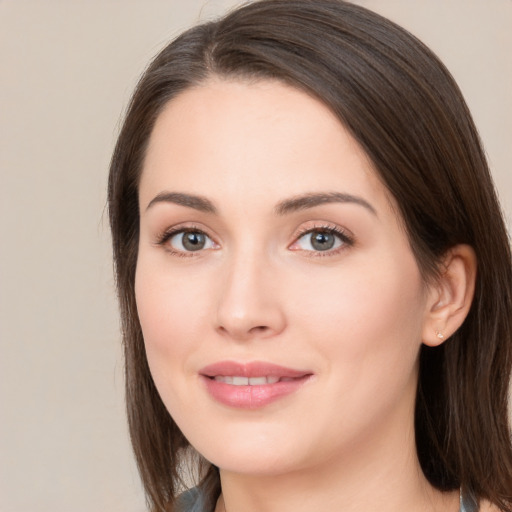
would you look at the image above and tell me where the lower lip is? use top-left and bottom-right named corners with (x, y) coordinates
top-left (201, 375), bottom-right (311, 409)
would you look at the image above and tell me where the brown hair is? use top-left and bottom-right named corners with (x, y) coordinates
top-left (108, 1), bottom-right (512, 511)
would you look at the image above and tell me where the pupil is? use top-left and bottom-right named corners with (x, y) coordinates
top-left (311, 232), bottom-right (334, 251)
top-left (183, 232), bottom-right (205, 251)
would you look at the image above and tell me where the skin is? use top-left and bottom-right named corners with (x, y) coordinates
top-left (136, 79), bottom-right (477, 512)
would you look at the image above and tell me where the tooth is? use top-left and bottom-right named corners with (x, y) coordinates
top-left (213, 375), bottom-right (284, 386)
top-left (249, 377), bottom-right (267, 385)
top-left (216, 376), bottom-right (234, 384)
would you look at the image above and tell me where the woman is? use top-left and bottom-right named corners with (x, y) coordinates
top-left (108, 1), bottom-right (512, 511)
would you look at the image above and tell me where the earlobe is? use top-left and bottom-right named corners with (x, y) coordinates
top-left (422, 244), bottom-right (477, 347)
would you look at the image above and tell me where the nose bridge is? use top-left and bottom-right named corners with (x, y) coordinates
top-left (215, 242), bottom-right (285, 340)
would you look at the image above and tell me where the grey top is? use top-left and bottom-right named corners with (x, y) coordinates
top-left (176, 487), bottom-right (207, 512)
top-left (177, 487), bottom-right (480, 512)
top-left (461, 488), bottom-right (479, 512)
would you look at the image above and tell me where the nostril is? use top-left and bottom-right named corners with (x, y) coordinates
top-left (251, 325), bottom-right (269, 333)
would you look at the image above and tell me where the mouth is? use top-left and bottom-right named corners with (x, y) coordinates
top-left (211, 375), bottom-right (295, 385)
top-left (199, 361), bottom-right (313, 409)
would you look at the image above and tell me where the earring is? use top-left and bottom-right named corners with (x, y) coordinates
top-left (436, 331), bottom-right (444, 340)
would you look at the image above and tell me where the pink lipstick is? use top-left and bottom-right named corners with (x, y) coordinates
top-left (199, 361), bottom-right (312, 409)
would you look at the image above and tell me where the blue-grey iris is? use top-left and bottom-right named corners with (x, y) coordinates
top-left (183, 232), bottom-right (206, 251)
top-left (311, 232), bottom-right (335, 251)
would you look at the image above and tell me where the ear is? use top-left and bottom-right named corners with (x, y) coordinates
top-left (422, 244), bottom-right (477, 347)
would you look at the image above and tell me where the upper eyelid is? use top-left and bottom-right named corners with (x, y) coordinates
top-left (293, 222), bottom-right (354, 240)
top-left (156, 227), bottom-right (218, 257)
top-left (155, 223), bottom-right (215, 245)
top-left (289, 222), bottom-right (355, 253)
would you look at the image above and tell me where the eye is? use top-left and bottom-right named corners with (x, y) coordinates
top-left (160, 228), bottom-right (217, 254)
top-left (290, 226), bottom-right (353, 254)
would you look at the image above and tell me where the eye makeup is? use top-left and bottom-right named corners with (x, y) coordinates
top-left (152, 219), bottom-right (355, 259)
top-left (154, 223), bottom-right (219, 258)
top-left (289, 222), bottom-right (355, 258)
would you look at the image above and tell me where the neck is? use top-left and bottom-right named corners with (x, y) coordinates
top-left (215, 390), bottom-right (458, 512)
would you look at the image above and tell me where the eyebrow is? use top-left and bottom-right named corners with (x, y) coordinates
top-left (274, 192), bottom-right (377, 216)
top-left (146, 192), bottom-right (217, 213)
top-left (145, 191), bottom-right (376, 216)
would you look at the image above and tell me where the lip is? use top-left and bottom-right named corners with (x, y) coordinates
top-left (199, 361), bottom-right (313, 409)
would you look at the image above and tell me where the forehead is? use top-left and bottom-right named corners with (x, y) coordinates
top-left (139, 78), bottom-right (394, 216)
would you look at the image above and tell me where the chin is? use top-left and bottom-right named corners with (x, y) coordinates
top-left (188, 423), bottom-right (307, 476)
top-left (209, 451), bottom-right (301, 477)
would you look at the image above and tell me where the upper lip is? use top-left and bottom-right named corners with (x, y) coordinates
top-left (199, 361), bottom-right (311, 379)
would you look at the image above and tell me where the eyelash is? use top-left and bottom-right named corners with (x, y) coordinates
top-left (291, 224), bottom-right (354, 258)
top-left (155, 224), bottom-right (215, 258)
top-left (155, 223), bottom-right (354, 258)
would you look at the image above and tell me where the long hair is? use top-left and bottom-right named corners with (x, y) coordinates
top-left (108, 1), bottom-right (512, 510)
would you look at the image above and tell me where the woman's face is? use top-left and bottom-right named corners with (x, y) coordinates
top-left (136, 79), bottom-right (432, 476)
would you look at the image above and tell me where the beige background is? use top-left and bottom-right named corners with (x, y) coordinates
top-left (0, 1), bottom-right (510, 511)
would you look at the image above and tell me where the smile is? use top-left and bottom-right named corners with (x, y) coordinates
top-left (212, 376), bottom-right (294, 385)
top-left (200, 361), bottom-right (313, 409)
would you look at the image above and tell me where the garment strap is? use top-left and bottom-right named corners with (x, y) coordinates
top-left (460, 487), bottom-right (479, 512)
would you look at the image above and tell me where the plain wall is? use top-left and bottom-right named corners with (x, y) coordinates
top-left (1, 1), bottom-right (510, 511)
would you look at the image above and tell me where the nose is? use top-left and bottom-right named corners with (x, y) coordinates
top-left (214, 249), bottom-right (287, 341)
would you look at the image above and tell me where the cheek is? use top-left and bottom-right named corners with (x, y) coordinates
top-left (134, 258), bottom-right (208, 379)
top-left (134, 260), bottom-right (215, 435)
top-left (291, 255), bottom-right (426, 384)
top-left (279, 257), bottom-right (426, 453)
